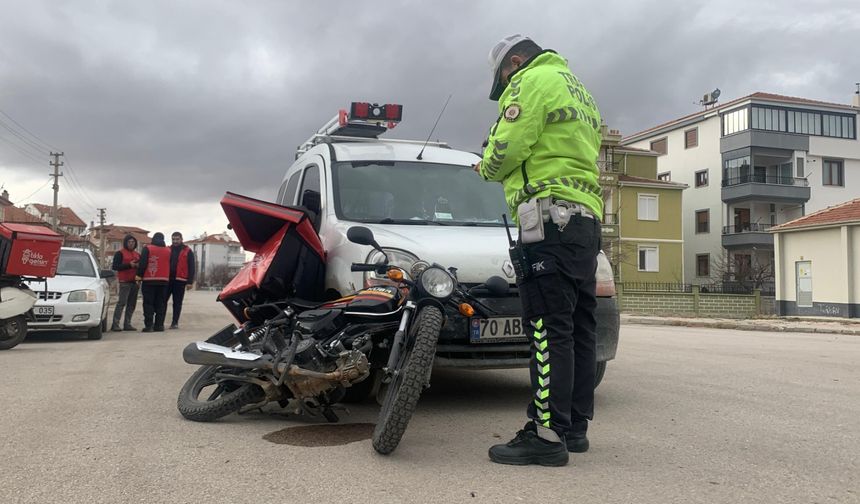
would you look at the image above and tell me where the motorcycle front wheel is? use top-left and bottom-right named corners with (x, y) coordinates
top-left (177, 365), bottom-right (265, 422)
top-left (372, 305), bottom-right (443, 455)
top-left (0, 315), bottom-right (27, 350)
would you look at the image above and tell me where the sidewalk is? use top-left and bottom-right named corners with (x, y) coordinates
top-left (621, 314), bottom-right (860, 336)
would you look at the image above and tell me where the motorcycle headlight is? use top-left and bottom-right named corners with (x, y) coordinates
top-left (68, 289), bottom-right (97, 302)
top-left (420, 267), bottom-right (455, 299)
top-left (366, 249), bottom-right (420, 282)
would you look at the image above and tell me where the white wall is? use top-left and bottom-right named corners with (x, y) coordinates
top-left (776, 227), bottom-right (848, 303)
top-left (806, 135), bottom-right (860, 213)
top-left (628, 115), bottom-right (723, 282)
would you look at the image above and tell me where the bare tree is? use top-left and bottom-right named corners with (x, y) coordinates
top-left (206, 264), bottom-right (233, 289)
top-left (711, 250), bottom-right (774, 290)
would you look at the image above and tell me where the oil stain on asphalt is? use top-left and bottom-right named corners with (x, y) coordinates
top-left (263, 423), bottom-right (375, 446)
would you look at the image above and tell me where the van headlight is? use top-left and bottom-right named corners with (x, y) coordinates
top-left (419, 267), bottom-right (455, 299)
top-left (68, 290), bottom-right (97, 302)
top-left (366, 249), bottom-right (420, 281)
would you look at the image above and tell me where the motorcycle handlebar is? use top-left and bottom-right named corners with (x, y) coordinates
top-left (351, 263), bottom-right (381, 272)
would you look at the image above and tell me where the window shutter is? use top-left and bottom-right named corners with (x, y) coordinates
top-left (685, 128), bottom-right (698, 148)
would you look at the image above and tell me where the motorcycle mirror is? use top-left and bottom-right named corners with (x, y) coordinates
top-left (485, 276), bottom-right (509, 296)
top-left (347, 226), bottom-right (378, 248)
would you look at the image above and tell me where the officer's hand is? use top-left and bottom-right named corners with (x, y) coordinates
top-left (473, 161), bottom-right (481, 173)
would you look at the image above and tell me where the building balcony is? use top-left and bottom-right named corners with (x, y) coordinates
top-left (601, 214), bottom-right (619, 237)
top-left (721, 175), bottom-right (810, 204)
top-left (721, 224), bottom-right (774, 249)
top-left (227, 253), bottom-right (246, 267)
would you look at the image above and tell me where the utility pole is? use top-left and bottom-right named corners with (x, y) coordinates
top-left (97, 208), bottom-right (107, 268)
top-left (49, 152), bottom-right (64, 231)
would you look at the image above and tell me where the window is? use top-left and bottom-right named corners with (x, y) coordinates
top-left (278, 171), bottom-right (302, 205)
top-left (722, 107), bottom-right (749, 136)
top-left (650, 137), bottom-right (667, 155)
top-left (723, 156), bottom-right (751, 186)
top-left (752, 105), bottom-right (855, 139)
top-left (638, 246), bottom-right (659, 272)
top-left (823, 159), bottom-right (844, 187)
top-left (299, 165), bottom-right (322, 229)
top-left (796, 157), bottom-right (805, 178)
top-left (696, 254), bottom-right (710, 277)
top-left (657, 172), bottom-right (671, 182)
top-left (695, 210), bottom-right (710, 234)
top-left (695, 169), bottom-right (709, 187)
top-left (685, 128), bottom-right (698, 149)
top-left (638, 194), bottom-right (659, 221)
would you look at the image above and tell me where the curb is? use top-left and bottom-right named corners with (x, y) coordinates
top-left (622, 317), bottom-right (860, 336)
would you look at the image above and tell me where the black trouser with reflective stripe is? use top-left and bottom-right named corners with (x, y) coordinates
top-left (518, 215), bottom-right (600, 437)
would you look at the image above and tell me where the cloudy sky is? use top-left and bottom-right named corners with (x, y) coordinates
top-left (1, 0), bottom-right (857, 238)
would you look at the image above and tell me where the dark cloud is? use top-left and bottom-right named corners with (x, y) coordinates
top-left (1, 0), bottom-right (858, 225)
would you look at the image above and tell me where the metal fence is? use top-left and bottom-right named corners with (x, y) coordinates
top-left (620, 282), bottom-right (693, 293)
top-left (621, 281), bottom-right (775, 296)
top-left (722, 175), bottom-right (808, 187)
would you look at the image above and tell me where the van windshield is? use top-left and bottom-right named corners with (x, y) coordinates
top-left (332, 161), bottom-right (508, 226)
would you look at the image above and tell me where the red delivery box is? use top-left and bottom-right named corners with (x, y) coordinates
top-left (0, 223), bottom-right (63, 277)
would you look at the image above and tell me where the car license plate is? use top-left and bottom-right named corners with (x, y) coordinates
top-left (470, 316), bottom-right (528, 343)
top-left (34, 306), bottom-right (54, 316)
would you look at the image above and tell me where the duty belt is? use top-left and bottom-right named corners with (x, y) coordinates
top-left (540, 198), bottom-right (594, 223)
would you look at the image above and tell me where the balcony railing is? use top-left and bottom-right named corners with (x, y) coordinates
top-left (722, 223), bottom-right (773, 234)
top-left (602, 213), bottom-right (618, 225)
top-left (722, 175), bottom-right (808, 187)
top-left (597, 160), bottom-right (620, 173)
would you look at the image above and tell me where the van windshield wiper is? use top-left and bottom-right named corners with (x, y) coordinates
top-left (374, 218), bottom-right (445, 225)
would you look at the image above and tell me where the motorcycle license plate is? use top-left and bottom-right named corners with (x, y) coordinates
top-left (34, 306), bottom-right (54, 316)
top-left (469, 317), bottom-right (528, 343)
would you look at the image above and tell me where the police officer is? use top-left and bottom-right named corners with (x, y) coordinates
top-left (477, 35), bottom-right (603, 467)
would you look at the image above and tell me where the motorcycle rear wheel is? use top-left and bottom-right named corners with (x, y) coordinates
top-left (177, 365), bottom-right (264, 422)
top-left (0, 315), bottom-right (27, 350)
top-left (372, 305), bottom-right (442, 455)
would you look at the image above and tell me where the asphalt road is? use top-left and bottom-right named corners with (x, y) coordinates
top-left (1, 291), bottom-right (858, 504)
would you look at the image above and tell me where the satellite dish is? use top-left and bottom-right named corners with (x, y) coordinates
top-left (712, 88), bottom-right (721, 100)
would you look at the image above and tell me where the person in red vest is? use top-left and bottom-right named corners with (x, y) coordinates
top-left (136, 232), bottom-right (170, 332)
top-left (110, 234), bottom-right (140, 331)
top-left (166, 231), bottom-right (196, 330)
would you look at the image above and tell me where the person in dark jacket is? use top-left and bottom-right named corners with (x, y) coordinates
top-left (166, 231), bottom-right (195, 329)
top-left (136, 232), bottom-right (170, 332)
top-left (110, 234), bottom-right (140, 331)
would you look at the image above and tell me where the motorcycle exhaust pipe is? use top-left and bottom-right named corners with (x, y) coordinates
top-left (182, 342), bottom-right (361, 382)
top-left (182, 342), bottom-right (272, 370)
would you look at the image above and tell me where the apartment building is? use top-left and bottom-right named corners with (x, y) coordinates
top-left (600, 128), bottom-right (688, 282)
top-left (622, 91), bottom-right (859, 284)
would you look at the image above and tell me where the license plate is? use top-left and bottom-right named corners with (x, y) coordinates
top-left (470, 316), bottom-right (528, 343)
top-left (34, 306), bottom-right (54, 316)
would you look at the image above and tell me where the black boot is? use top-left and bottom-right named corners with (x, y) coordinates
top-left (110, 322), bottom-right (122, 332)
top-left (142, 327), bottom-right (153, 333)
top-left (123, 323), bottom-right (137, 331)
top-left (566, 420), bottom-right (589, 453)
top-left (488, 422), bottom-right (568, 467)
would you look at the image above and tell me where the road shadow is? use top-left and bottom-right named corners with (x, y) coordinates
top-left (23, 331), bottom-right (94, 344)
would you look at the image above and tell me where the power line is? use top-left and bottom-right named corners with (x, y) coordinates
top-left (62, 156), bottom-right (100, 210)
top-left (0, 116), bottom-right (50, 155)
top-left (12, 177), bottom-right (53, 205)
top-left (0, 134), bottom-right (47, 165)
top-left (0, 108), bottom-right (60, 152)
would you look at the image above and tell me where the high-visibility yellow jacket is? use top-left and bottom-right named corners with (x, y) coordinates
top-left (480, 51), bottom-right (604, 221)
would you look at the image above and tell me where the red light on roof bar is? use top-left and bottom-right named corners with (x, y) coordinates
top-left (385, 104), bottom-right (402, 121)
top-left (351, 102), bottom-right (370, 119)
top-left (349, 102), bottom-right (402, 123)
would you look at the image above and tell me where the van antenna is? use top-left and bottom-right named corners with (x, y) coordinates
top-left (417, 94), bottom-right (453, 160)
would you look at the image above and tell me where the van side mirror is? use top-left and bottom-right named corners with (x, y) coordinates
top-left (302, 190), bottom-right (322, 215)
top-left (347, 226), bottom-right (378, 247)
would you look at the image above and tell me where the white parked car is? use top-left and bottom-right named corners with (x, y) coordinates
top-left (25, 247), bottom-right (114, 340)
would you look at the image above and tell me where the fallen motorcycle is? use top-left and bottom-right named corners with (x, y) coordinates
top-left (177, 193), bottom-right (506, 454)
